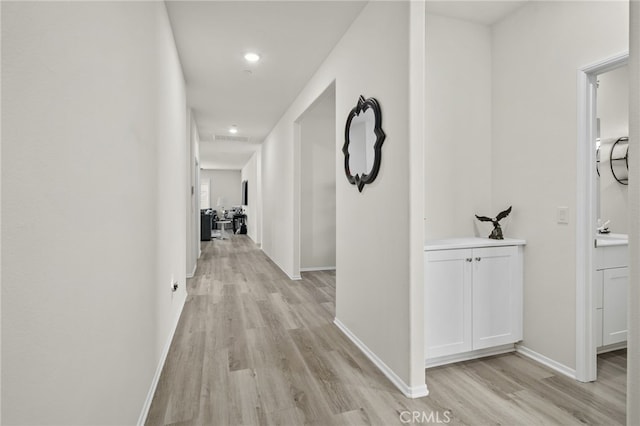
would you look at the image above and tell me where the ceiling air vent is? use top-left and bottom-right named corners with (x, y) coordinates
top-left (214, 134), bottom-right (250, 143)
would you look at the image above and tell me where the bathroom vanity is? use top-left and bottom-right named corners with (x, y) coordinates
top-left (424, 238), bottom-right (525, 367)
top-left (595, 233), bottom-right (629, 349)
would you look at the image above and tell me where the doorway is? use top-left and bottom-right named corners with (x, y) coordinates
top-left (576, 52), bottom-right (629, 382)
top-left (293, 83), bottom-right (337, 279)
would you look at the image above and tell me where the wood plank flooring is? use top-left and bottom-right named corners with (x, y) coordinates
top-left (146, 235), bottom-right (626, 425)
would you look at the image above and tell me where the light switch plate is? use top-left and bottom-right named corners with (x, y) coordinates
top-left (557, 206), bottom-right (569, 224)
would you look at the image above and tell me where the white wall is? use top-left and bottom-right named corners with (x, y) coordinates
top-left (241, 150), bottom-right (262, 245)
top-left (154, 1), bottom-right (188, 366)
top-left (1, 2), bottom-right (187, 424)
top-left (492, 0), bottom-right (629, 369)
top-left (260, 1), bottom-right (422, 391)
top-left (200, 169), bottom-right (242, 210)
top-left (300, 88), bottom-right (336, 270)
top-left (627, 2), bottom-right (639, 423)
top-left (598, 65), bottom-right (629, 234)
top-left (424, 14), bottom-right (493, 240)
top-left (186, 110), bottom-right (200, 275)
top-left (0, 3), bottom-right (3, 419)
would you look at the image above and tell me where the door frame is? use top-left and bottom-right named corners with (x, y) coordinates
top-left (292, 81), bottom-right (336, 280)
top-left (575, 51), bottom-right (628, 382)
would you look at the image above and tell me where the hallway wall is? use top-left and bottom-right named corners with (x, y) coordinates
top-left (200, 169), bottom-right (242, 210)
top-left (300, 88), bottom-right (336, 270)
top-left (1, 2), bottom-right (187, 424)
top-left (186, 110), bottom-right (201, 276)
top-left (492, 0), bottom-right (629, 370)
top-left (627, 1), bottom-right (639, 423)
top-left (241, 150), bottom-right (262, 245)
top-left (153, 0), bottom-right (188, 390)
top-left (260, 1), bottom-right (421, 392)
top-left (424, 14), bottom-right (493, 240)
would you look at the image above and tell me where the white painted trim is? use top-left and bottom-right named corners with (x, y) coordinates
top-left (580, 51), bottom-right (629, 75)
top-left (261, 248), bottom-right (301, 281)
top-left (597, 341), bottom-right (627, 354)
top-left (516, 344), bottom-right (576, 380)
top-left (293, 81), bottom-right (336, 283)
top-left (334, 318), bottom-right (429, 399)
top-left (576, 52), bottom-right (629, 383)
top-left (293, 119), bottom-right (302, 281)
top-left (186, 262), bottom-right (197, 279)
top-left (137, 297), bottom-right (186, 426)
top-left (300, 266), bottom-right (336, 272)
top-left (425, 344), bottom-right (516, 368)
top-left (408, 0), bottom-right (427, 394)
top-left (575, 67), bottom-right (597, 382)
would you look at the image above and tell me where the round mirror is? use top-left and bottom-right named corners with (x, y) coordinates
top-left (342, 96), bottom-right (385, 192)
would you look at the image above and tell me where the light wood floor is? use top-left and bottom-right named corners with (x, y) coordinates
top-left (146, 235), bottom-right (626, 425)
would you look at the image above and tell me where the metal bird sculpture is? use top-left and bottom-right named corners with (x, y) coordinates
top-left (475, 206), bottom-right (512, 240)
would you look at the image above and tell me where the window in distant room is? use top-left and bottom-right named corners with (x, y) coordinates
top-left (200, 179), bottom-right (211, 209)
top-left (242, 180), bottom-right (248, 206)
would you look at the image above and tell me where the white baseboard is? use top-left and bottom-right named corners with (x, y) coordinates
top-left (261, 248), bottom-right (301, 281)
top-left (137, 297), bottom-right (186, 426)
top-left (425, 344), bottom-right (516, 368)
top-left (597, 341), bottom-right (627, 354)
top-left (300, 266), bottom-right (336, 272)
top-left (186, 262), bottom-right (197, 279)
top-left (516, 344), bottom-right (576, 379)
top-left (333, 318), bottom-right (429, 399)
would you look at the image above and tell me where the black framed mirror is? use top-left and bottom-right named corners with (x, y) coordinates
top-left (342, 95), bottom-right (386, 192)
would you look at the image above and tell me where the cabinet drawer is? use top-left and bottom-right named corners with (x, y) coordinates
top-left (595, 245), bottom-right (628, 270)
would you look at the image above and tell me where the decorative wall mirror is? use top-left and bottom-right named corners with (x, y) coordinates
top-left (342, 95), bottom-right (386, 192)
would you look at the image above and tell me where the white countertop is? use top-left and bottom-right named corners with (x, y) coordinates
top-left (424, 237), bottom-right (526, 251)
top-left (595, 233), bottom-right (628, 247)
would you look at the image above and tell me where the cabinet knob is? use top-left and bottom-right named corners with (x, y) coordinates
top-left (466, 258), bottom-right (472, 262)
top-left (475, 257), bottom-right (482, 262)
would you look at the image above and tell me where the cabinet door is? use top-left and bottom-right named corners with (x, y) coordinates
top-left (594, 270), bottom-right (604, 348)
top-left (424, 249), bottom-right (473, 358)
top-left (603, 267), bottom-right (628, 346)
top-left (472, 246), bottom-right (522, 350)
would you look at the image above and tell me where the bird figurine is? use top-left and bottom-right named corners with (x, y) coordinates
top-left (475, 206), bottom-right (512, 240)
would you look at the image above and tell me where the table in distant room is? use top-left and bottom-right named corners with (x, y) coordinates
top-left (215, 220), bottom-right (232, 240)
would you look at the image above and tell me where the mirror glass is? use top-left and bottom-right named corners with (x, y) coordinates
top-left (342, 96), bottom-right (385, 192)
top-left (596, 65), bottom-right (629, 234)
top-left (348, 108), bottom-right (376, 177)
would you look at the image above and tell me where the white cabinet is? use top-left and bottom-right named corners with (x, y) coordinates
top-left (424, 238), bottom-right (525, 366)
top-left (594, 243), bottom-right (628, 349)
top-left (595, 267), bottom-right (628, 347)
top-left (424, 248), bottom-right (472, 358)
top-left (472, 246), bottom-right (523, 350)
top-left (603, 267), bottom-right (628, 345)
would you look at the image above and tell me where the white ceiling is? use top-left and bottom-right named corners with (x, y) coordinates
top-left (166, 1), bottom-right (367, 170)
top-left (168, 1), bottom-right (527, 171)
top-left (425, 1), bottom-right (528, 26)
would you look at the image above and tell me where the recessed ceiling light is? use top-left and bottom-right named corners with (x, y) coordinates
top-left (229, 126), bottom-right (238, 134)
top-left (244, 52), bottom-right (260, 63)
